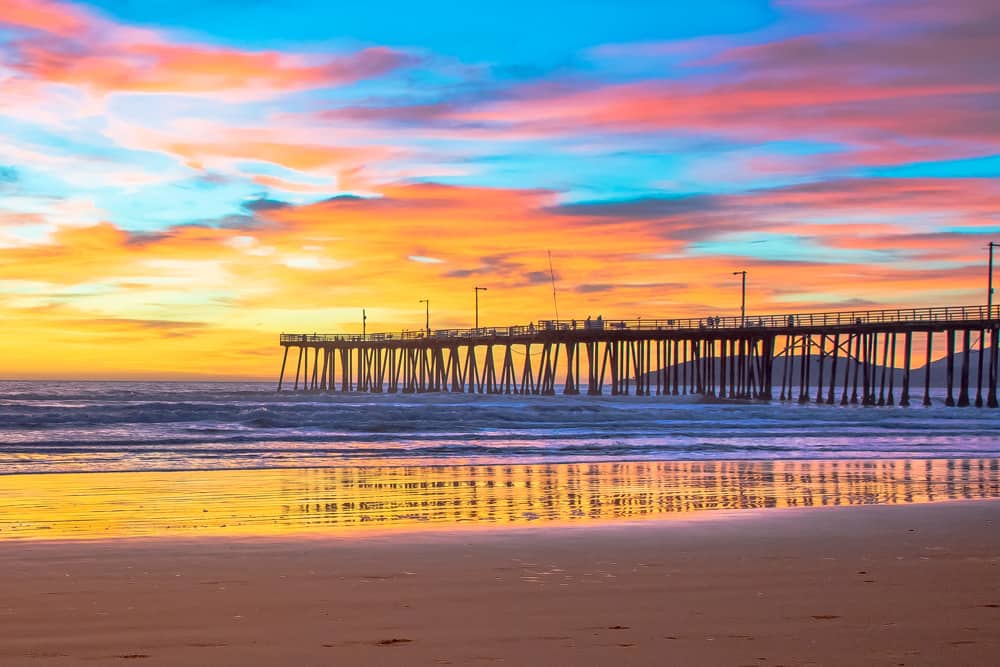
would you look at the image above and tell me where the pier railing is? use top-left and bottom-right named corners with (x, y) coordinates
top-left (280, 304), bottom-right (1000, 344)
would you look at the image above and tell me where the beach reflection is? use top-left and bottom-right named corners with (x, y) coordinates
top-left (1, 458), bottom-right (998, 541)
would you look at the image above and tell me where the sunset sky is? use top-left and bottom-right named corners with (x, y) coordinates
top-left (1, 0), bottom-right (998, 378)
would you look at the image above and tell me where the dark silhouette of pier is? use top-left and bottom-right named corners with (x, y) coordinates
top-left (277, 304), bottom-right (1000, 407)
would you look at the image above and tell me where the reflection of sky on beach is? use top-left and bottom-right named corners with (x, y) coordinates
top-left (2, 458), bottom-right (997, 541)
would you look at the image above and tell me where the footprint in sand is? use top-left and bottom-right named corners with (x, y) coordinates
top-left (376, 638), bottom-right (413, 646)
top-left (186, 642), bottom-right (228, 648)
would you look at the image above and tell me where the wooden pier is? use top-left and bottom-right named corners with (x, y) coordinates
top-left (278, 305), bottom-right (1000, 407)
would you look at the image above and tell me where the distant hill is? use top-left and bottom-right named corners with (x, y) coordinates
top-left (640, 349), bottom-right (993, 390)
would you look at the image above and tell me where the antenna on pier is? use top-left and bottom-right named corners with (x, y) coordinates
top-left (548, 250), bottom-right (560, 321)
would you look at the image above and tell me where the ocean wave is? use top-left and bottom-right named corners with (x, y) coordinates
top-left (1, 380), bottom-right (999, 474)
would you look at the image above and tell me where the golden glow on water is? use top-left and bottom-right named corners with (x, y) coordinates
top-left (0, 459), bottom-right (998, 541)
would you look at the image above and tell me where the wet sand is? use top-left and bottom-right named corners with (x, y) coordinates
top-left (3, 458), bottom-right (998, 540)
top-left (1, 499), bottom-right (999, 666)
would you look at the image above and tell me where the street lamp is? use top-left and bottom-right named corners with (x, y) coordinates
top-left (362, 308), bottom-right (367, 340)
top-left (732, 270), bottom-right (747, 326)
top-left (418, 299), bottom-right (430, 335)
top-left (474, 286), bottom-right (488, 329)
top-left (989, 242), bottom-right (998, 317)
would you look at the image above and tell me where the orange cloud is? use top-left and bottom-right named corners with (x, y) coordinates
top-left (17, 41), bottom-right (413, 97)
top-left (165, 139), bottom-right (395, 172)
top-left (250, 174), bottom-right (338, 195)
top-left (1, 178), bottom-right (996, 379)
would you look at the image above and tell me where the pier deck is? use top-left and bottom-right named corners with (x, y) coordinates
top-left (278, 304), bottom-right (1000, 407)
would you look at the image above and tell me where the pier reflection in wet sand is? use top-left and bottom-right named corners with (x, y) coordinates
top-left (1, 458), bottom-right (998, 541)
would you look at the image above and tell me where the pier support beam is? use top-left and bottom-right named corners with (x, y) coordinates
top-left (886, 332), bottom-right (896, 406)
top-left (293, 346), bottom-right (303, 391)
top-left (730, 338), bottom-right (738, 399)
top-left (815, 335), bottom-right (825, 404)
top-left (976, 330), bottom-right (985, 407)
top-left (840, 335), bottom-right (851, 406)
top-left (798, 334), bottom-right (810, 403)
top-left (861, 334), bottom-right (873, 406)
top-left (878, 333), bottom-right (889, 406)
top-left (990, 327), bottom-right (999, 408)
top-left (923, 332), bottom-right (933, 406)
top-left (958, 329), bottom-right (971, 407)
top-left (945, 329), bottom-right (956, 407)
top-left (851, 334), bottom-right (862, 405)
top-left (827, 334), bottom-right (839, 404)
top-left (277, 346), bottom-right (289, 392)
top-left (900, 332), bottom-right (912, 406)
top-left (761, 335), bottom-right (775, 401)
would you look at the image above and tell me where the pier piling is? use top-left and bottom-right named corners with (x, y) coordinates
top-left (277, 304), bottom-right (999, 408)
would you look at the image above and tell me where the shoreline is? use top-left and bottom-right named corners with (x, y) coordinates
top-left (2, 449), bottom-right (998, 476)
top-left (2, 495), bottom-right (998, 547)
top-left (2, 500), bottom-right (999, 665)
top-left (2, 457), bottom-right (998, 542)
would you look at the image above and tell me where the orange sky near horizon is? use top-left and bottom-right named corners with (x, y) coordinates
top-left (0, 178), bottom-right (997, 380)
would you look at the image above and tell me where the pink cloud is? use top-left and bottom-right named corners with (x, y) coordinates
top-left (318, 0), bottom-right (997, 168)
top-left (449, 75), bottom-right (999, 164)
top-left (2, 1), bottom-right (415, 98)
top-left (1, 0), bottom-right (91, 37)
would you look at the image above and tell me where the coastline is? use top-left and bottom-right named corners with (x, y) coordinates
top-left (2, 499), bottom-right (999, 665)
top-left (2, 457), bottom-right (998, 541)
top-left (2, 456), bottom-right (998, 664)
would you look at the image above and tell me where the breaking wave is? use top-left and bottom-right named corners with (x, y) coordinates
top-left (1, 381), bottom-right (999, 474)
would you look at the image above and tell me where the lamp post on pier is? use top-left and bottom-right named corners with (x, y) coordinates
top-left (418, 299), bottom-right (430, 335)
top-left (732, 270), bottom-right (747, 327)
top-left (989, 242), bottom-right (998, 318)
top-left (362, 308), bottom-right (367, 340)
top-left (474, 286), bottom-right (488, 329)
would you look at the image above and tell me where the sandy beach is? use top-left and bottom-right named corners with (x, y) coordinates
top-left (1, 499), bottom-right (998, 666)
top-left (3, 0), bottom-right (998, 662)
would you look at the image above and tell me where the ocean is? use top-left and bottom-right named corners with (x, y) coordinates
top-left (2, 380), bottom-right (999, 475)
